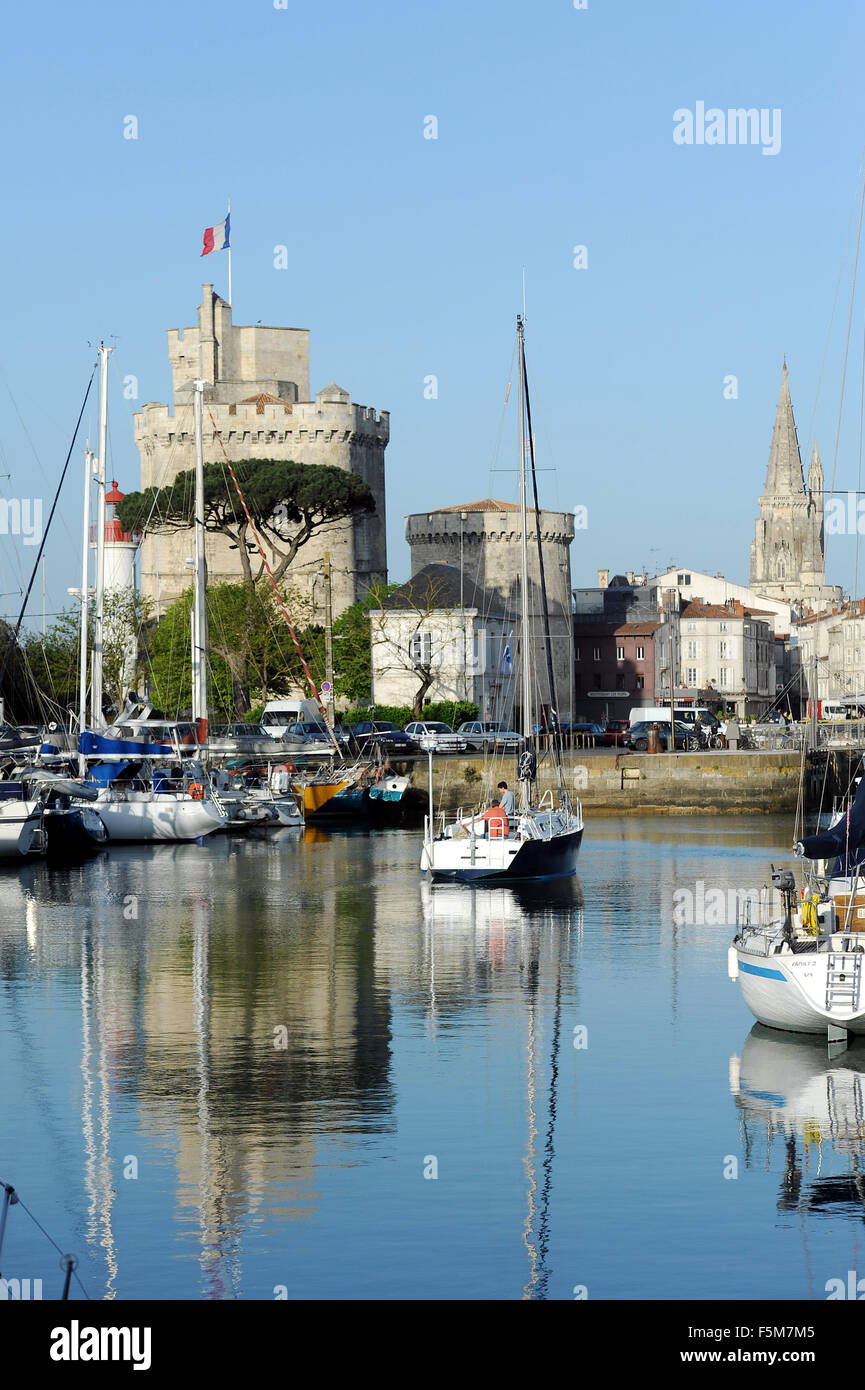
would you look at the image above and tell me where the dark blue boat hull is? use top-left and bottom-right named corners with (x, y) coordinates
top-left (427, 827), bottom-right (583, 882)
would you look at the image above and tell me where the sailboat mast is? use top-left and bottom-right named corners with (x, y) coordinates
top-left (78, 448), bottom-right (94, 776)
top-left (192, 381), bottom-right (208, 740)
top-left (521, 331), bottom-right (566, 801)
top-left (517, 317), bottom-right (532, 741)
top-left (91, 344), bottom-right (111, 727)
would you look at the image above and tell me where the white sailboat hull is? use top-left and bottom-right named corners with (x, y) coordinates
top-left (0, 800), bottom-right (44, 859)
top-left (88, 791), bottom-right (225, 842)
top-left (421, 807), bottom-right (583, 881)
top-left (736, 944), bottom-right (865, 1035)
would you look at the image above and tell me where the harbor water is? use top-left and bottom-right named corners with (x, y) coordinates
top-left (1, 814), bottom-right (861, 1301)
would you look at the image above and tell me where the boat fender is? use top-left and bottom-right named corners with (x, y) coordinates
top-left (189, 782), bottom-right (205, 801)
top-left (727, 945), bottom-right (739, 981)
top-left (802, 892), bottom-right (821, 935)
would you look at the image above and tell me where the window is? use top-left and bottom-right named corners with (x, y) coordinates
top-left (686, 667), bottom-right (697, 685)
top-left (616, 674), bottom-right (625, 689)
top-left (677, 573), bottom-right (691, 585)
top-left (636, 675), bottom-right (644, 690)
top-left (719, 622), bottom-right (727, 632)
top-left (616, 646), bottom-right (625, 661)
top-left (574, 646), bottom-right (581, 661)
top-left (593, 646), bottom-right (601, 661)
top-left (636, 645), bottom-right (645, 660)
top-left (686, 641), bottom-right (697, 658)
top-left (409, 631), bottom-right (432, 666)
top-left (719, 640), bottom-right (728, 658)
top-left (719, 667), bottom-right (729, 688)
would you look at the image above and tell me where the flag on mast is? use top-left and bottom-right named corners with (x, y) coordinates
top-left (201, 213), bottom-right (230, 256)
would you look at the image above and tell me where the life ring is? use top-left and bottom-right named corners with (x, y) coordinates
top-left (188, 782), bottom-right (205, 801)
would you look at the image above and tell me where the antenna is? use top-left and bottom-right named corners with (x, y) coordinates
top-left (521, 267), bottom-right (526, 321)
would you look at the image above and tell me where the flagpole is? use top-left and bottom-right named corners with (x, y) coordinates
top-left (227, 196), bottom-right (232, 307)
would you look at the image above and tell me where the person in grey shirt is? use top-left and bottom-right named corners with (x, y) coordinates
top-left (497, 781), bottom-right (516, 816)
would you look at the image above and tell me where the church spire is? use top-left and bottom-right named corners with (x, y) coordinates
top-left (763, 361), bottom-right (805, 496)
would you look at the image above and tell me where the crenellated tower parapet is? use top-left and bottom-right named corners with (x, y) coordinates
top-left (134, 287), bottom-right (389, 619)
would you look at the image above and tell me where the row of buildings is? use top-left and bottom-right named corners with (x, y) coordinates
top-left (120, 288), bottom-right (856, 722)
top-left (368, 364), bottom-right (847, 720)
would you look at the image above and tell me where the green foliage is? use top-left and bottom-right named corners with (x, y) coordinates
top-left (117, 459), bottom-right (375, 587)
top-left (21, 609), bottom-right (80, 714)
top-left (331, 583), bottom-right (400, 704)
top-left (17, 588), bottom-right (151, 721)
top-left (338, 700), bottom-right (478, 728)
top-left (143, 580), bottom-right (316, 719)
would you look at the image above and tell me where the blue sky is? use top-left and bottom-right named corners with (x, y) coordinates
top-left (2, 0), bottom-right (865, 628)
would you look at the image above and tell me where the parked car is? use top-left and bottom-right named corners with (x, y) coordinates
top-left (404, 720), bottom-right (468, 752)
top-left (210, 723), bottom-right (267, 739)
top-left (349, 721), bottom-right (419, 754)
top-left (603, 719), bottom-right (630, 746)
top-left (286, 721), bottom-right (351, 750)
top-left (456, 720), bottom-right (522, 751)
top-left (625, 720), bottom-right (698, 752)
top-left (534, 720), bottom-right (605, 744)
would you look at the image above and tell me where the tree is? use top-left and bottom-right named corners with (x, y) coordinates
top-left (116, 459), bottom-right (376, 588)
top-left (330, 583), bottom-right (400, 706)
top-left (144, 580), bottom-right (317, 719)
top-left (19, 587), bottom-right (151, 722)
top-left (367, 572), bottom-right (468, 718)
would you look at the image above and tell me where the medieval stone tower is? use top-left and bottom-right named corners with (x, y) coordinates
top-left (750, 363), bottom-right (840, 610)
top-left (406, 499), bottom-right (575, 717)
top-left (134, 286), bottom-right (389, 619)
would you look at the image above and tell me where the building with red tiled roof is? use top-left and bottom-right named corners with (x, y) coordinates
top-left (429, 499), bottom-right (520, 513)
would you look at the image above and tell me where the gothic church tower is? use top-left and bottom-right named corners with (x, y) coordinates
top-left (750, 363), bottom-right (840, 610)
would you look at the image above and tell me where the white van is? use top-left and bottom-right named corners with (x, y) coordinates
top-left (628, 705), bottom-right (716, 728)
top-left (261, 698), bottom-right (324, 739)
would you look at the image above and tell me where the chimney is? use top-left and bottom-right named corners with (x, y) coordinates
top-left (598, 569), bottom-right (609, 589)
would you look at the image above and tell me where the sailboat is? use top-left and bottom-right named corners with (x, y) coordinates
top-left (730, 767), bottom-right (865, 1044)
top-left (420, 315), bottom-right (583, 881)
top-left (71, 361), bottom-right (225, 842)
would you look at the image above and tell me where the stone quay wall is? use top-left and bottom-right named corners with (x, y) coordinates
top-left (403, 750), bottom-right (804, 818)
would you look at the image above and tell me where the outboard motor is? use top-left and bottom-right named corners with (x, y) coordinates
top-left (771, 865), bottom-right (797, 944)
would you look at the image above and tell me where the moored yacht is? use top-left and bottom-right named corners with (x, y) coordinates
top-left (420, 315), bottom-right (583, 882)
top-left (731, 770), bottom-right (865, 1044)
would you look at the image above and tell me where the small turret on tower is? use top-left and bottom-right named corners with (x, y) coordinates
top-left (808, 442), bottom-right (824, 498)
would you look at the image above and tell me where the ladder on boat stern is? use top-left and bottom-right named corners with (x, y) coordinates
top-left (825, 953), bottom-right (863, 1014)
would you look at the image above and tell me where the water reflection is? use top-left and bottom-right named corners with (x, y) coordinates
top-left (732, 1026), bottom-right (865, 1230)
top-left (422, 876), bottom-right (584, 1299)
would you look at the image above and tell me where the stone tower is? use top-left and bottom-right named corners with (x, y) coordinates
top-left (750, 363), bottom-right (840, 610)
top-left (406, 499), bottom-right (575, 717)
top-left (134, 286), bottom-right (389, 619)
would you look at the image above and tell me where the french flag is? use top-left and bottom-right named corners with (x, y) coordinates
top-left (201, 213), bottom-right (230, 256)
